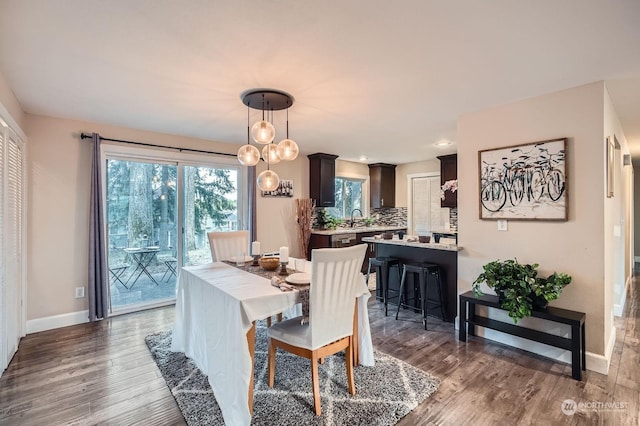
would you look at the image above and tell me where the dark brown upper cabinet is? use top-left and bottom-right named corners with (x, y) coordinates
top-left (369, 163), bottom-right (396, 208)
top-left (308, 153), bottom-right (339, 207)
top-left (438, 154), bottom-right (457, 208)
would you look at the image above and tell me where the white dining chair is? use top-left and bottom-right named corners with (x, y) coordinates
top-left (207, 230), bottom-right (249, 262)
top-left (289, 257), bottom-right (312, 273)
top-left (267, 244), bottom-right (367, 415)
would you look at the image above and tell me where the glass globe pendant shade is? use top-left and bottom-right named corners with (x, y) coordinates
top-left (276, 138), bottom-right (299, 161)
top-left (237, 144), bottom-right (260, 166)
top-left (261, 144), bottom-right (281, 164)
top-left (257, 169), bottom-right (280, 192)
top-left (251, 120), bottom-right (275, 144)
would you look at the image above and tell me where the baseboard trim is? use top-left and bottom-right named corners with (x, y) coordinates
top-left (587, 325), bottom-right (617, 375)
top-left (26, 310), bottom-right (89, 334)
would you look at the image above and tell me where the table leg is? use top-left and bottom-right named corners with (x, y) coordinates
top-left (468, 302), bottom-right (476, 337)
top-left (571, 324), bottom-right (581, 380)
top-left (247, 321), bottom-right (256, 413)
top-left (458, 297), bottom-right (467, 342)
top-left (581, 322), bottom-right (586, 371)
top-left (352, 299), bottom-right (359, 367)
top-left (139, 252), bottom-right (159, 285)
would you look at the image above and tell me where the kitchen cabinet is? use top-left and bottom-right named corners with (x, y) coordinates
top-left (369, 163), bottom-right (396, 208)
top-left (437, 154), bottom-right (457, 208)
top-left (307, 234), bottom-right (331, 260)
top-left (308, 153), bottom-right (338, 207)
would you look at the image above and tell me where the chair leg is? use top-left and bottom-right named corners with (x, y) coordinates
top-left (346, 337), bottom-right (355, 395)
top-left (419, 272), bottom-right (428, 330)
top-left (382, 264), bottom-right (390, 316)
top-left (311, 352), bottom-right (322, 416)
top-left (436, 269), bottom-right (446, 320)
top-left (267, 339), bottom-right (276, 388)
top-left (395, 268), bottom-right (407, 320)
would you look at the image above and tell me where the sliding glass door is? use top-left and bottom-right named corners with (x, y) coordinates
top-left (105, 152), bottom-right (244, 313)
top-left (106, 159), bottom-right (178, 310)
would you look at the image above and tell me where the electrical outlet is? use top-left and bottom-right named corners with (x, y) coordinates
top-left (75, 287), bottom-right (85, 298)
top-left (497, 220), bottom-right (508, 231)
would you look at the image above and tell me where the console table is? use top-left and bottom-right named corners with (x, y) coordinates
top-left (458, 291), bottom-right (586, 380)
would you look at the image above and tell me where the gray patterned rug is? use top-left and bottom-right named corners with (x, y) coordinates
top-left (145, 324), bottom-right (439, 425)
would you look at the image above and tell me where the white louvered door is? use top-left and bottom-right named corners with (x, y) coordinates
top-left (1, 118), bottom-right (25, 374)
top-left (409, 174), bottom-right (444, 236)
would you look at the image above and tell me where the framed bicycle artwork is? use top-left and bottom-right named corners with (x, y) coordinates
top-left (479, 138), bottom-right (568, 221)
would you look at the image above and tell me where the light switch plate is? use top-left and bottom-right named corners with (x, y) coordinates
top-left (75, 287), bottom-right (85, 298)
top-left (497, 220), bottom-right (508, 231)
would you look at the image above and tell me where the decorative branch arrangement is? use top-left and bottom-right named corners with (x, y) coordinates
top-left (295, 198), bottom-right (315, 259)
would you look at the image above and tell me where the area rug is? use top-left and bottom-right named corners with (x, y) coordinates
top-left (145, 324), bottom-right (439, 426)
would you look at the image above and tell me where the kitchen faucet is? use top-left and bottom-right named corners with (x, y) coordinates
top-left (349, 208), bottom-right (363, 227)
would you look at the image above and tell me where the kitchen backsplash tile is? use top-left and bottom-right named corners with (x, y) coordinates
top-left (370, 207), bottom-right (407, 227)
top-left (311, 206), bottom-right (408, 229)
top-left (310, 206), bottom-right (456, 231)
top-left (449, 208), bottom-right (458, 232)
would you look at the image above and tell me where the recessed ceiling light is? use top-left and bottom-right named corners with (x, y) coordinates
top-left (359, 156), bottom-right (368, 161)
top-left (435, 139), bottom-right (452, 147)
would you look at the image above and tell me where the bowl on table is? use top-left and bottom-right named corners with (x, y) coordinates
top-left (382, 232), bottom-right (393, 240)
top-left (258, 256), bottom-right (280, 271)
top-left (419, 235), bottom-right (431, 243)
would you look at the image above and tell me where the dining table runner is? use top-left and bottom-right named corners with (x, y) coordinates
top-left (222, 260), bottom-right (310, 317)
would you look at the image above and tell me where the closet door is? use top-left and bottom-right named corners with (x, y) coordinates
top-left (1, 124), bottom-right (24, 374)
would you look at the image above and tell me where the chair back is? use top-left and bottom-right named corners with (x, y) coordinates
top-left (207, 230), bottom-right (249, 262)
top-left (290, 257), bottom-right (312, 273)
top-left (309, 244), bottom-right (367, 348)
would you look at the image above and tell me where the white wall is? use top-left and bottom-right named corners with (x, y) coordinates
top-left (256, 156), bottom-right (309, 257)
top-left (457, 82), bottom-right (620, 371)
top-left (0, 71), bottom-right (25, 131)
top-left (25, 113), bottom-right (309, 321)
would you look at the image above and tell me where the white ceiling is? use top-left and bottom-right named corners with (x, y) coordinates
top-left (1, 0), bottom-right (639, 163)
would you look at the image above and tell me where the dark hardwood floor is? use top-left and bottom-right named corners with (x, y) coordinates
top-left (1, 279), bottom-right (638, 425)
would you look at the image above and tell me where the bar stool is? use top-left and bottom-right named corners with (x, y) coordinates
top-left (395, 262), bottom-right (446, 329)
top-left (366, 256), bottom-right (402, 316)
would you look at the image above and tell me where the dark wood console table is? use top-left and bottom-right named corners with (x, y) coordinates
top-left (459, 291), bottom-right (586, 380)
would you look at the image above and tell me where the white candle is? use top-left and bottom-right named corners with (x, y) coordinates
top-left (279, 246), bottom-right (289, 263)
top-left (251, 241), bottom-right (261, 256)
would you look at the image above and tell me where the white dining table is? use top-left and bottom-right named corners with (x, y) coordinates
top-left (171, 261), bottom-right (374, 426)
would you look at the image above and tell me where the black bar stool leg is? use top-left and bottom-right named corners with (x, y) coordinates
top-left (435, 269), bottom-right (446, 321)
top-left (418, 271), bottom-right (428, 330)
top-left (382, 263), bottom-right (390, 316)
top-left (395, 268), bottom-right (408, 320)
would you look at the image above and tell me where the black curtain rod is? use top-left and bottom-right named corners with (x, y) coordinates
top-left (80, 133), bottom-right (238, 158)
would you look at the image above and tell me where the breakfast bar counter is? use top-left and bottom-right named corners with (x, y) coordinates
top-left (362, 237), bottom-right (459, 323)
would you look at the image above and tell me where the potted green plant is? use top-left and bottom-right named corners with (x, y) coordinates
top-left (472, 259), bottom-right (571, 323)
top-left (313, 208), bottom-right (343, 230)
top-left (530, 272), bottom-right (572, 309)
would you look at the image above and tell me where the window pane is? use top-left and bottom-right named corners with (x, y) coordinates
top-left (183, 165), bottom-right (238, 267)
top-left (106, 159), bottom-right (178, 310)
top-left (329, 177), bottom-right (363, 219)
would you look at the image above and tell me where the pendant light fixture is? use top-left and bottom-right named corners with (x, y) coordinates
top-left (238, 89), bottom-right (299, 191)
